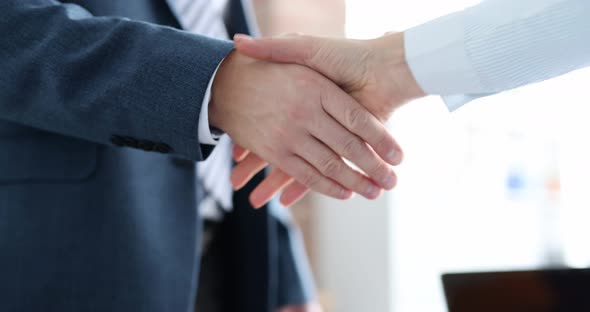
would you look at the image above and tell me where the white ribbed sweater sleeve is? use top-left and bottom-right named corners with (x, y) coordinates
top-left (404, 0), bottom-right (590, 111)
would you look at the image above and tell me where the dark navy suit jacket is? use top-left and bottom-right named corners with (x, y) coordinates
top-left (0, 0), bottom-right (315, 311)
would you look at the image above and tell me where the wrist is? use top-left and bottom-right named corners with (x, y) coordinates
top-left (376, 32), bottom-right (426, 104)
top-left (210, 50), bottom-right (239, 132)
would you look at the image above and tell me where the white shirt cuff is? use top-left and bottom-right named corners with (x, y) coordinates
top-left (442, 93), bottom-right (496, 112)
top-left (405, 9), bottom-right (494, 111)
top-left (198, 60), bottom-right (226, 145)
top-left (405, 10), bottom-right (484, 95)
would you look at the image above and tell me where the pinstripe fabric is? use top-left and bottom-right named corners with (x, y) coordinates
top-left (464, 0), bottom-right (590, 93)
top-left (405, 0), bottom-right (590, 110)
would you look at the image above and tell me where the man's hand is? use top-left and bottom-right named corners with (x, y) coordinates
top-left (229, 33), bottom-right (426, 207)
top-left (233, 32), bottom-right (425, 122)
top-left (210, 51), bottom-right (403, 207)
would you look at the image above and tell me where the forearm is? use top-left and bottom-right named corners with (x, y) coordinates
top-left (403, 0), bottom-right (590, 109)
top-left (0, 0), bottom-right (233, 160)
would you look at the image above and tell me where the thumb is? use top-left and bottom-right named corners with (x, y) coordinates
top-left (233, 33), bottom-right (318, 65)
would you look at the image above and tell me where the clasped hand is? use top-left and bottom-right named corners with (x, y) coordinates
top-left (209, 32), bottom-right (425, 208)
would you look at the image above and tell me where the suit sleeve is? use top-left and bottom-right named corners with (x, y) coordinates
top-left (0, 0), bottom-right (234, 160)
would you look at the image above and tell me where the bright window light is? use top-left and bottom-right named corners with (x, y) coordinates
top-left (345, 1), bottom-right (590, 311)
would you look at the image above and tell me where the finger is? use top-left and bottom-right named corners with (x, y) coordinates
top-left (232, 144), bottom-right (250, 162)
top-left (295, 135), bottom-right (382, 200)
top-left (280, 182), bottom-right (310, 208)
top-left (280, 154), bottom-right (353, 202)
top-left (249, 168), bottom-right (294, 209)
top-left (230, 153), bottom-right (268, 190)
top-left (321, 85), bottom-right (404, 166)
top-left (308, 112), bottom-right (397, 190)
top-left (234, 34), bottom-right (318, 65)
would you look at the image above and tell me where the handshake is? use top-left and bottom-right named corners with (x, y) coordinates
top-left (209, 32), bottom-right (426, 208)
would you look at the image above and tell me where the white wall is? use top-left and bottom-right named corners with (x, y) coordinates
top-left (314, 194), bottom-right (395, 312)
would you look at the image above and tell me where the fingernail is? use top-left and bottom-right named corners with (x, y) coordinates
top-left (365, 185), bottom-right (381, 199)
top-left (234, 34), bottom-right (253, 42)
top-left (340, 189), bottom-right (353, 199)
top-left (387, 149), bottom-right (398, 164)
top-left (381, 173), bottom-right (396, 189)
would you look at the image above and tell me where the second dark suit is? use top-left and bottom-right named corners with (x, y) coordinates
top-left (0, 0), bottom-right (315, 311)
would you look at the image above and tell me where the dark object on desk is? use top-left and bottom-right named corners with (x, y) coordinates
top-left (442, 268), bottom-right (590, 312)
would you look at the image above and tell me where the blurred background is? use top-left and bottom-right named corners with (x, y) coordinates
top-left (252, 1), bottom-right (590, 311)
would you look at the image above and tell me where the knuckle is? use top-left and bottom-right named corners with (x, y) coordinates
top-left (368, 161), bottom-right (388, 180)
top-left (376, 131), bottom-right (394, 150)
top-left (287, 101), bottom-right (315, 123)
top-left (345, 107), bottom-right (370, 130)
top-left (299, 170), bottom-right (320, 188)
top-left (342, 137), bottom-right (364, 159)
top-left (318, 157), bottom-right (342, 178)
top-left (287, 104), bottom-right (309, 121)
top-left (304, 38), bottom-right (322, 66)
